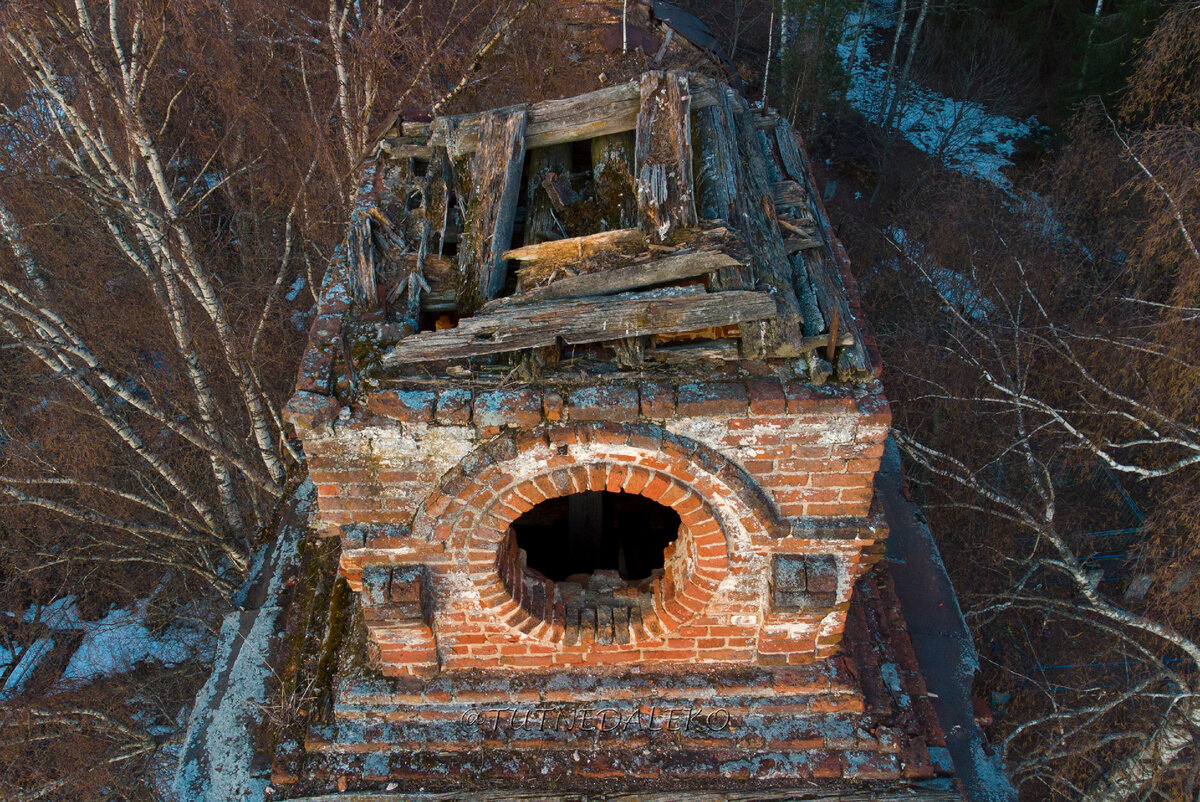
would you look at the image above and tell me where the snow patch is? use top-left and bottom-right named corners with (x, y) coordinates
top-left (839, 2), bottom-right (1037, 188)
top-left (284, 275), bottom-right (306, 302)
top-left (59, 600), bottom-right (208, 685)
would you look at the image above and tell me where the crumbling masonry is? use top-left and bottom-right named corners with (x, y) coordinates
top-left (279, 69), bottom-right (953, 797)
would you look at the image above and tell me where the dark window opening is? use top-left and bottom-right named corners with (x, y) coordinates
top-left (511, 491), bottom-right (680, 583)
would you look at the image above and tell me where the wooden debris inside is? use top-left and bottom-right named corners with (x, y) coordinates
top-left (344, 71), bottom-right (874, 383)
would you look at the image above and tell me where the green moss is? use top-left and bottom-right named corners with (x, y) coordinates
top-left (312, 576), bottom-right (351, 722)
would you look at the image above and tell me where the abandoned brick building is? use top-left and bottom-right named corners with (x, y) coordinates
top-left (277, 61), bottom-right (956, 797)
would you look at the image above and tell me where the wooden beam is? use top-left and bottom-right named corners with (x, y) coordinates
top-left (501, 228), bottom-right (645, 263)
top-left (429, 80), bottom-right (719, 158)
top-left (634, 71), bottom-right (698, 243)
top-left (380, 287), bottom-right (776, 363)
top-left (484, 250), bottom-right (741, 308)
top-left (693, 102), bottom-right (745, 225)
top-left (773, 118), bottom-right (809, 185)
top-left (726, 88), bottom-right (805, 355)
top-left (647, 339), bottom-right (740, 363)
top-left (458, 109), bottom-right (526, 311)
top-left (692, 84), bottom-right (754, 291)
top-left (591, 132), bottom-right (637, 231)
top-left (772, 180), bottom-right (809, 210)
top-left (524, 144), bottom-right (573, 245)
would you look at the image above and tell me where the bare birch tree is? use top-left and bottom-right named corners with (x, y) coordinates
top-left (0, 0), bottom-right (527, 598)
top-left (884, 144), bottom-right (1200, 796)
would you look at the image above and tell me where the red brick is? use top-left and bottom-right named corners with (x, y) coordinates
top-left (605, 464), bottom-right (629, 493)
top-left (761, 473), bottom-right (811, 487)
top-left (367, 389), bottom-right (436, 423)
top-left (638, 381), bottom-right (675, 418)
top-left (566, 385), bottom-right (638, 421)
top-left (472, 388), bottom-right (543, 428)
top-left (855, 393), bottom-right (892, 427)
top-left (747, 377), bottom-right (786, 414)
top-left (779, 457), bottom-right (837, 472)
top-left (773, 487), bottom-right (840, 504)
top-left (783, 382), bottom-right (855, 413)
top-left (542, 390), bottom-right (564, 421)
top-left (623, 466), bottom-right (652, 495)
top-left (811, 473), bottom-right (861, 488)
top-left (676, 381), bottom-right (748, 417)
top-left (642, 475), bottom-right (670, 501)
top-left (285, 391), bottom-right (341, 430)
top-left (805, 502), bottom-right (861, 517)
top-left (839, 486), bottom-right (875, 504)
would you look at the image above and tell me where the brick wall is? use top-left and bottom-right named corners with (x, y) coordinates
top-left (287, 377), bottom-right (891, 676)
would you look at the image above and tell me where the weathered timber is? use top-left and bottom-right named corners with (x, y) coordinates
top-left (772, 180), bottom-right (809, 211)
top-left (502, 228), bottom-right (645, 263)
top-left (611, 335), bottom-right (651, 368)
top-left (389, 144), bottom-right (433, 160)
top-left (806, 349), bottom-right (834, 385)
top-left (777, 216), bottom-right (818, 237)
top-left (458, 109), bottom-right (527, 311)
top-left (541, 172), bottom-right (579, 210)
top-left (484, 250), bottom-right (740, 308)
top-left (379, 287), bottom-right (776, 363)
top-left (692, 83), bottom-right (755, 292)
top-left (785, 237), bottom-right (823, 254)
top-left (728, 88), bottom-right (805, 355)
top-left (757, 127), bottom-right (784, 184)
top-left (512, 345), bottom-right (561, 381)
top-left (525, 144), bottom-right (573, 245)
top-left (591, 132), bottom-right (637, 230)
top-left (347, 212), bottom-right (379, 309)
top-left (775, 118), bottom-right (875, 379)
top-left (692, 92), bottom-right (746, 226)
top-left (791, 253), bottom-right (826, 338)
top-left (634, 71), bottom-right (698, 243)
top-left (429, 81), bottom-right (719, 158)
top-left (647, 339), bottom-right (740, 363)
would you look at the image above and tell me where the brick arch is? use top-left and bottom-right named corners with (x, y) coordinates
top-left (413, 422), bottom-right (779, 648)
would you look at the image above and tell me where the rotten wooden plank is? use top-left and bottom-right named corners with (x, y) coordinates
top-left (634, 71), bottom-right (698, 242)
top-left (647, 339), bottom-right (740, 363)
top-left (484, 250), bottom-right (740, 308)
top-left (774, 117), bottom-right (876, 379)
top-left (774, 118), bottom-right (809, 184)
top-left (429, 80), bottom-right (719, 158)
top-left (525, 144), bottom-right (573, 245)
top-left (458, 108), bottom-right (527, 311)
top-left (591, 132), bottom-right (637, 231)
top-left (502, 228), bottom-right (645, 263)
top-left (726, 87), bottom-right (805, 356)
top-left (693, 93), bottom-right (746, 226)
top-left (380, 286), bottom-right (776, 364)
top-left (772, 180), bottom-right (809, 210)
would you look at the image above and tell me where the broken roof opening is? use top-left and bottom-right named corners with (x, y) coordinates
top-left (329, 69), bottom-right (878, 393)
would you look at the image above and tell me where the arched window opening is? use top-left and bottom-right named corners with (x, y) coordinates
top-left (510, 490), bottom-right (681, 584)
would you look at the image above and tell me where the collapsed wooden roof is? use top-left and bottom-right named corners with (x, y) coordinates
top-left (346, 70), bottom-right (876, 385)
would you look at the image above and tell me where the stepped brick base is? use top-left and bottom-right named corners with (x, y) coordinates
top-left (270, 568), bottom-right (957, 798)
